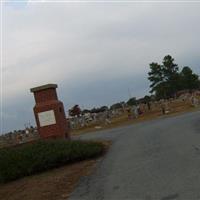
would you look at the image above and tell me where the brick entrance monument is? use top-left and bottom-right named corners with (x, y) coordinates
top-left (30, 84), bottom-right (70, 139)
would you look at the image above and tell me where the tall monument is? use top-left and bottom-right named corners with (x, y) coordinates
top-left (30, 84), bottom-right (70, 139)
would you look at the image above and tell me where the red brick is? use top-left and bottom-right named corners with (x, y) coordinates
top-left (30, 84), bottom-right (70, 139)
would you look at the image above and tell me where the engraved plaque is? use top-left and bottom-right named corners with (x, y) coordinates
top-left (38, 110), bottom-right (56, 127)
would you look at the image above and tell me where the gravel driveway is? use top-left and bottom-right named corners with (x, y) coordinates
top-left (69, 111), bottom-right (200, 200)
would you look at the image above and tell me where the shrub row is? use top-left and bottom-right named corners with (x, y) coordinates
top-left (0, 139), bottom-right (104, 183)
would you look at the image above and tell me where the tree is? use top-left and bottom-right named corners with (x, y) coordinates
top-left (148, 55), bottom-right (200, 99)
top-left (148, 55), bottom-right (180, 99)
top-left (99, 106), bottom-right (108, 112)
top-left (162, 55), bottom-right (180, 96)
top-left (127, 97), bottom-right (137, 106)
top-left (143, 95), bottom-right (151, 103)
top-left (162, 55), bottom-right (179, 81)
top-left (148, 62), bottom-right (163, 94)
top-left (110, 102), bottom-right (123, 110)
top-left (180, 66), bottom-right (200, 91)
top-left (69, 105), bottom-right (81, 117)
top-left (81, 109), bottom-right (91, 114)
top-left (90, 106), bottom-right (108, 113)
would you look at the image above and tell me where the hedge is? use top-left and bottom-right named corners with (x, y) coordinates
top-left (0, 139), bottom-right (104, 183)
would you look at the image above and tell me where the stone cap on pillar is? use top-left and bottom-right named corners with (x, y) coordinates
top-left (30, 84), bottom-right (58, 103)
top-left (30, 84), bottom-right (58, 93)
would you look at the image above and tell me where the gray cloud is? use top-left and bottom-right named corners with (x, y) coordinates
top-left (2, 2), bottom-right (200, 133)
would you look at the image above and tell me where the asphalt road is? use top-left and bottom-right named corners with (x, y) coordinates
top-left (69, 111), bottom-right (200, 200)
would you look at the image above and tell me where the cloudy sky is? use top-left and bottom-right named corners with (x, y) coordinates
top-left (1, 0), bottom-right (200, 134)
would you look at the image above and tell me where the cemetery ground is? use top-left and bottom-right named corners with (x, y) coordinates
top-left (0, 99), bottom-right (200, 200)
top-left (3, 109), bottom-right (196, 200)
top-left (71, 99), bottom-right (200, 136)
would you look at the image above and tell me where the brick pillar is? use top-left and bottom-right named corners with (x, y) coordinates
top-left (30, 84), bottom-right (70, 139)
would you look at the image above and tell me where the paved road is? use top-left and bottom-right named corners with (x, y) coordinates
top-left (69, 111), bottom-right (200, 200)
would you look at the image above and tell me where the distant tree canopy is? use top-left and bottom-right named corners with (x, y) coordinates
top-left (148, 55), bottom-right (200, 99)
top-left (137, 95), bottom-right (151, 104)
top-left (90, 106), bottom-right (108, 113)
top-left (180, 66), bottom-right (200, 91)
top-left (110, 102), bottom-right (124, 110)
top-left (81, 109), bottom-right (91, 114)
top-left (127, 97), bottom-right (137, 106)
top-left (69, 105), bottom-right (81, 117)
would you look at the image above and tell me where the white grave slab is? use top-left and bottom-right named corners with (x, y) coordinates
top-left (38, 110), bottom-right (56, 127)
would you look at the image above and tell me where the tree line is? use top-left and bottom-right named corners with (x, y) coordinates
top-left (69, 55), bottom-right (200, 116)
top-left (148, 55), bottom-right (200, 99)
top-left (69, 96), bottom-right (152, 117)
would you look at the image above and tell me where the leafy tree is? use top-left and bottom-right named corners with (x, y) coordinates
top-left (148, 55), bottom-right (180, 99)
top-left (180, 66), bottom-right (200, 91)
top-left (81, 109), bottom-right (91, 114)
top-left (148, 55), bottom-right (200, 99)
top-left (69, 105), bottom-right (81, 117)
top-left (148, 62), bottom-right (163, 94)
top-left (162, 55), bottom-right (179, 81)
top-left (143, 95), bottom-right (151, 103)
top-left (99, 106), bottom-right (109, 112)
top-left (90, 106), bottom-right (108, 113)
top-left (162, 55), bottom-right (180, 96)
top-left (110, 102), bottom-right (123, 110)
top-left (127, 97), bottom-right (137, 106)
top-left (90, 108), bottom-right (98, 113)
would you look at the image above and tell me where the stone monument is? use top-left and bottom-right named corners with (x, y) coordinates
top-left (30, 84), bottom-right (70, 139)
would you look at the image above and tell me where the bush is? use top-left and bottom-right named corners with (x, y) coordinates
top-left (0, 139), bottom-right (104, 183)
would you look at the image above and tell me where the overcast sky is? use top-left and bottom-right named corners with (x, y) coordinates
top-left (1, 1), bottom-right (200, 134)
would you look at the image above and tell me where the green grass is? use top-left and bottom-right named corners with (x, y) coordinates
top-left (0, 139), bottom-right (105, 183)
